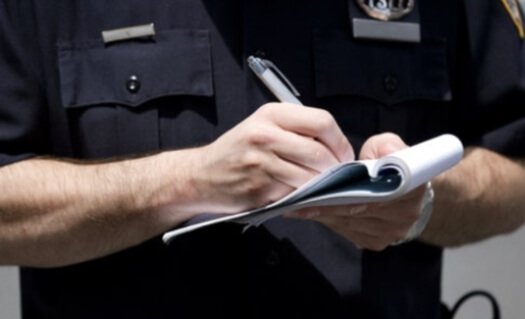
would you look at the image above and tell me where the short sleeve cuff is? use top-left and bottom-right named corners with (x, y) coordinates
top-left (0, 153), bottom-right (37, 167)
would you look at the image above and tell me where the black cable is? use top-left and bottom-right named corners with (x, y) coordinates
top-left (449, 290), bottom-right (501, 319)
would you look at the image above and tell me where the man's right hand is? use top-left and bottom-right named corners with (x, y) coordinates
top-left (188, 102), bottom-right (354, 214)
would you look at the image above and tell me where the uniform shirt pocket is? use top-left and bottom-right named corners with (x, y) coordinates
top-left (58, 29), bottom-right (213, 108)
top-left (56, 28), bottom-right (213, 158)
top-left (313, 29), bottom-right (451, 106)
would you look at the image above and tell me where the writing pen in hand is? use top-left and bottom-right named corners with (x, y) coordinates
top-left (247, 56), bottom-right (303, 105)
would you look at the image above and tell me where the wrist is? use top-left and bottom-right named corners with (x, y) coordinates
top-left (407, 181), bottom-right (434, 240)
top-left (392, 182), bottom-right (434, 245)
top-left (149, 149), bottom-right (202, 211)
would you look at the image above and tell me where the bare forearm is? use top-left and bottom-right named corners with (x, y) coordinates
top-left (421, 147), bottom-right (525, 247)
top-left (0, 151), bottom-right (199, 267)
top-left (0, 103), bottom-right (355, 266)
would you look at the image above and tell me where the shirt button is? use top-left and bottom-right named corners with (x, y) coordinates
top-left (265, 249), bottom-right (281, 267)
top-left (126, 75), bottom-right (141, 93)
top-left (255, 49), bottom-right (267, 58)
top-left (383, 74), bottom-right (398, 95)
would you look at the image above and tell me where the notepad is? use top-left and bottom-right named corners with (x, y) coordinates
top-left (163, 134), bottom-right (463, 243)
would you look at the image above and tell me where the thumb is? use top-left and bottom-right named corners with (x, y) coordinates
top-left (359, 133), bottom-right (408, 160)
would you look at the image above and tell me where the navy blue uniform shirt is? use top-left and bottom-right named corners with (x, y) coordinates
top-left (1, 1), bottom-right (524, 318)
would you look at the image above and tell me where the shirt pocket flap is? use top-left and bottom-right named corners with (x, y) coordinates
top-left (58, 29), bottom-right (213, 109)
top-left (313, 29), bottom-right (451, 106)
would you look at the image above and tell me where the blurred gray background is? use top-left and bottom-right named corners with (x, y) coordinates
top-left (1, 226), bottom-right (524, 318)
top-left (0, 266), bottom-right (20, 319)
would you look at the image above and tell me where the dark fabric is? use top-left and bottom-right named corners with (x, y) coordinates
top-left (462, 0), bottom-right (525, 153)
top-left (0, 1), bottom-right (46, 165)
top-left (58, 29), bottom-right (214, 108)
top-left (0, 0), bottom-right (523, 318)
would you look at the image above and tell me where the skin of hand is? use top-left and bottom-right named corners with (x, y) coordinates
top-left (0, 102), bottom-right (354, 267)
top-left (286, 133), bottom-right (426, 251)
top-left (186, 102), bottom-right (355, 214)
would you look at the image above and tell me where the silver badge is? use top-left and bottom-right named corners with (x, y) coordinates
top-left (356, 0), bottom-right (415, 21)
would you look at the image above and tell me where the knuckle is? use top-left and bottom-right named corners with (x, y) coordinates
top-left (314, 110), bottom-right (336, 132)
top-left (245, 126), bottom-right (273, 147)
top-left (239, 149), bottom-right (265, 170)
top-left (256, 103), bottom-right (280, 116)
top-left (243, 179), bottom-right (271, 205)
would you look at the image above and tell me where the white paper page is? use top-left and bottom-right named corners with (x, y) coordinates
top-left (373, 134), bottom-right (463, 191)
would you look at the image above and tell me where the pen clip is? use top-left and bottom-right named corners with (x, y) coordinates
top-left (260, 58), bottom-right (301, 97)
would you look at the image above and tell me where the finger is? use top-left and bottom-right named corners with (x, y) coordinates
top-left (340, 230), bottom-right (391, 251)
top-left (376, 185), bottom-right (426, 208)
top-left (263, 103), bottom-right (355, 162)
top-left (284, 204), bottom-right (366, 220)
top-left (260, 180), bottom-right (296, 205)
top-left (268, 128), bottom-right (341, 172)
top-left (348, 202), bottom-right (420, 225)
top-left (332, 205), bottom-right (368, 217)
top-left (361, 187), bottom-right (426, 221)
top-left (334, 215), bottom-right (411, 240)
top-left (311, 206), bottom-right (413, 240)
top-left (359, 132), bottom-right (407, 160)
top-left (283, 207), bottom-right (321, 219)
top-left (315, 219), bottom-right (390, 251)
top-left (265, 153), bottom-right (319, 188)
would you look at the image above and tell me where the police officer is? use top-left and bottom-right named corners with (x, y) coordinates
top-left (1, 0), bottom-right (525, 318)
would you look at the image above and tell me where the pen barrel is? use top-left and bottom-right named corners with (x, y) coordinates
top-left (260, 70), bottom-right (303, 105)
